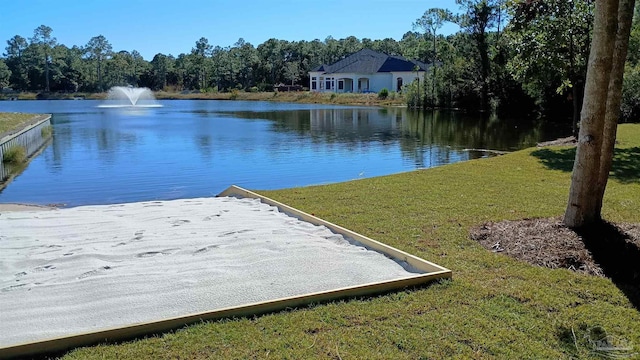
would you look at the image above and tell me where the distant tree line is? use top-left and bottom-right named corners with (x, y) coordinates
top-left (1, 0), bottom-right (638, 122)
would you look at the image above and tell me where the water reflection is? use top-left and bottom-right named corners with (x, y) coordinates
top-left (217, 107), bottom-right (553, 168)
top-left (308, 108), bottom-right (547, 151)
top-left (221, 107), bottom-right (551, 149)
top-left (0, 100), bottom-right (569, 206)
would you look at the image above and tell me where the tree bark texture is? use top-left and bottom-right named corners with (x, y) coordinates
top-left (45, 49), bottom-right (50, 93)
top-left (595, 0), bottom-right (637, 216)
top-left (564, 0), bottom-right (619, 228)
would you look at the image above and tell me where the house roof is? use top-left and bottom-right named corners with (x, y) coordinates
top-left (312, 49), bottom-right (430, 74)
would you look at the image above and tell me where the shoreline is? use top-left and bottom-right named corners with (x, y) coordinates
top-left (0, 91), bottom-right (407, 107)
top-left (0, 203), bottom-right (56, 212)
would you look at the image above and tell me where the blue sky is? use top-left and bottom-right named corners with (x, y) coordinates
top-left (1, 0), bottom-right (461, 60)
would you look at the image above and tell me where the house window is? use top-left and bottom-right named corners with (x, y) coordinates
top-left (319, 77), bottom-right (324, 89)
top-left (397, 77), bottom-right (403, 92)
top-left (312, 82), bottom-right (317, 90)
top-left (325, 79), bottom-right (332, 90)
top-left (338, 80), bottom-right (344, 90)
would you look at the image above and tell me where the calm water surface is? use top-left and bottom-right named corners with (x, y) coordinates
top-left (0, 100), bottom-right (568, 206)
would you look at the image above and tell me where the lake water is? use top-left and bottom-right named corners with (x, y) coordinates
top-left (0, 100), bottom-right (568, 206)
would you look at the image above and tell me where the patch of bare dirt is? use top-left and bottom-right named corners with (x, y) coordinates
top-left (470, 217), bottom-right (640, 277)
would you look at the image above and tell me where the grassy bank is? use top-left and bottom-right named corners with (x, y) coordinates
top-left (3, 90), bottom-right (406, 106)
top-left (0, 112), bottom-right (40, 135)
top-left (62, 124), bottom-right (640, 359)
top-left (1, 92), bottom-right (103, 101)
top-left (154, 90), bottom-right (406, 106)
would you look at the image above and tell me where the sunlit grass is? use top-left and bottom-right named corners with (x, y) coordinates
top-left (0, 112), bottom-right (38, 135)
top-left (9, 90), bottom-right (406, 106)
top-left (58, 124), bottom-right (640, 359)
top-left (153, 90), bottom-right (406, 106)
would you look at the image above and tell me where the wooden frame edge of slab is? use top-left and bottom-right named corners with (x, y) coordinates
top-left (0, 272), bottom-right (450, 359)
top-left (0, 186), bottom-right (451, 359)
top-left (218, 185), bottom-right (452, 275)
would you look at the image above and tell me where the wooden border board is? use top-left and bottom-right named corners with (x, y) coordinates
top-left (218, 186), bottom-right (451, 274)
top-left (0, 185), bottom-right (451, 359)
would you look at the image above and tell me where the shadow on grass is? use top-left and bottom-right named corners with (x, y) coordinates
top-left (531, 147), bottom-right (640, 183)
top-left (577, 221), bottom-right (640, 310)
top-left (556, 323), bottom-right (637, 358)
top-left (555, 223), bottom-right (640, 357)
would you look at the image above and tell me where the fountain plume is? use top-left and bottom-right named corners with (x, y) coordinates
top-left (100, 86), bottom-right (162, 108)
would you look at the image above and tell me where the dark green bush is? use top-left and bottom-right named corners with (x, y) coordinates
top-left (378, 88), bottom-right (389, 100)
top-left (621, 64), bottom-right (640, 123)
top-left (3, 145), bottom-right (26, 164)
top-left (403, 82), bottom-right (422, 108)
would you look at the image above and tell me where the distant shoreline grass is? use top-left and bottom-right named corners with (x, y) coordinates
top-left (1, 90), bottom-right (406, 106)
top-left (60, 124), bottom-right (640, 359)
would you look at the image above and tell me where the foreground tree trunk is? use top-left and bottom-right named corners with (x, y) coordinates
top-left (572, 83), bottom-right (580, 137)
top-left (564, 0), bottom-right (619, 228)
top-left (595, 0), bottom-right (637, 215)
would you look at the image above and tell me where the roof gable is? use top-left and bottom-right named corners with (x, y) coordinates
top-left (316, 49), bottom-right (429, 74)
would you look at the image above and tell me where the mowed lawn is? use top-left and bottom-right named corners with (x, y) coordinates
top-left (60, 124), bottom-right (640, 359)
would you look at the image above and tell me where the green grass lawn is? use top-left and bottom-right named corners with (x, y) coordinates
top-left (0, 112), bottom-right (38, 135)
top-left (60, 124), bottom-right (640, 359)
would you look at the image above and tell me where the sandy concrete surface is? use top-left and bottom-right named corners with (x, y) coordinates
top-left (0, 196), bottom-right (421, 347)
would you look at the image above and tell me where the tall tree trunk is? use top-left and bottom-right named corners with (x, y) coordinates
top-left (569, 13), bottom-right (579, 137)
top-left (98, 60), bottom-right (102, 92)
top-left (432, 34), bottom-right (437, 107)
top-left (45, 50), bottom-right (50, 92)
top-left (478, 31), bottom-right (490, 112)
top-left (572, 83), bottom-right (579, 136)
top-left (595, 0), bottom-right (636, 216)
top-left (564, 0), bottom-right (619, 228)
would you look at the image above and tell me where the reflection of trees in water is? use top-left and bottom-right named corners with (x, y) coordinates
top-left (215, 110), bottom-right (312, 135)
top-left (93, 113), bottom-right (139, 164)
top-left (195, 135), bottom-right (213, 160)
top-left (401, 110), bottom-right (546, 152)
top-left (44, 112), bottom-right (141, 169)
top-left (308, 108), bottom-right (401, 148)
top-left (302, 108), bottom-right (550, 149)
top-left (47, 116), bottom-right (71, 173)
top-left (192, 115), bottom-right (214, 160)
top-left (398, 110), bottom-right (549, 167)
top-left (399, 110), bottom-right (467, 168)
top-left (304, 108), bottom-right (472, 167)
top-left (195, 107), bottom-right (566, 169)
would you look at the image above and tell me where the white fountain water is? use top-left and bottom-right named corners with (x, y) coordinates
top-left (99, 86), bottom-right (162, 108)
